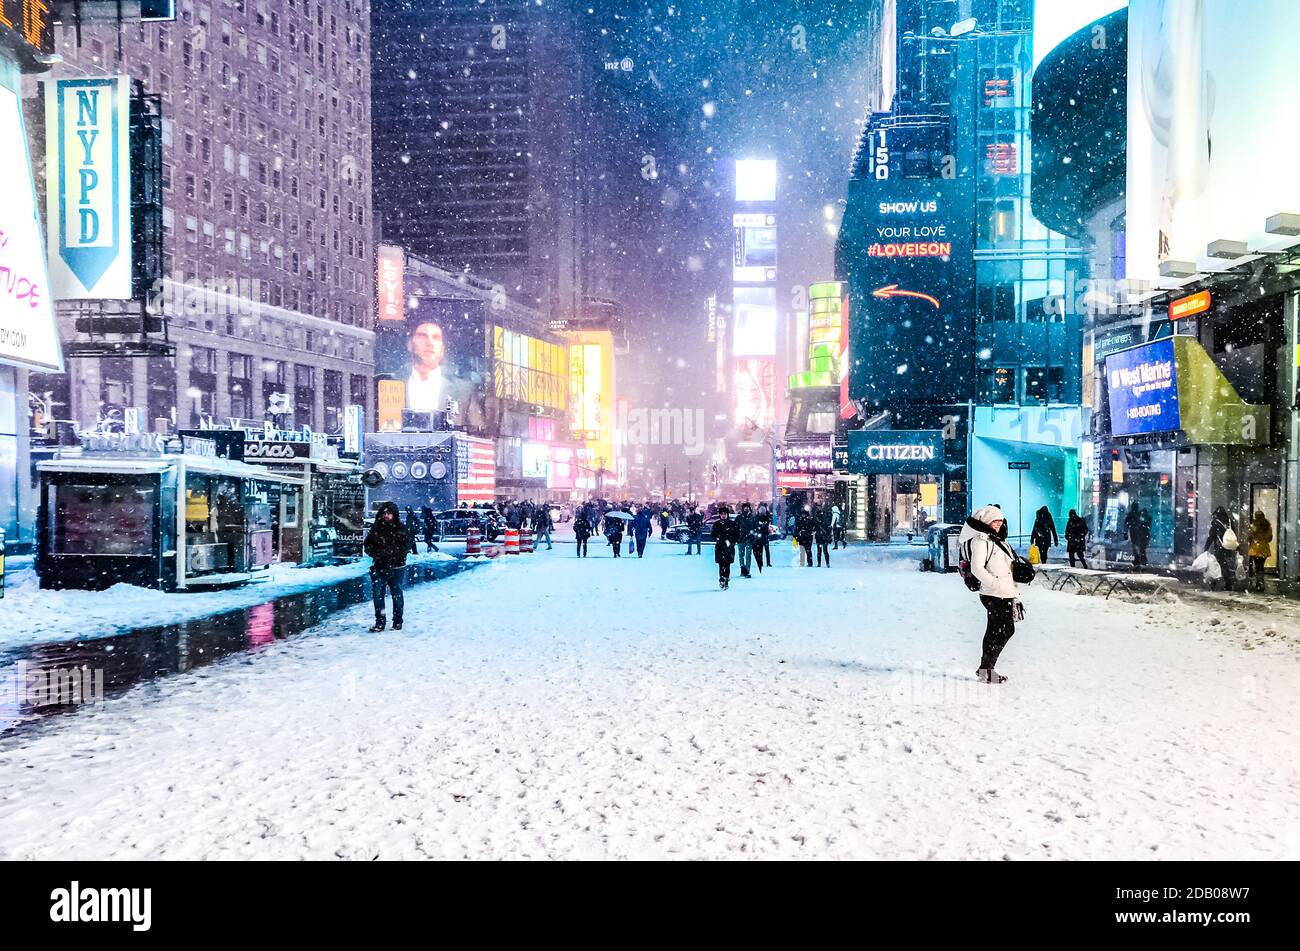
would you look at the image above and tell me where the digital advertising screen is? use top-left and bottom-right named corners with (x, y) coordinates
top-left (735, 158), bottom-right (777, 203)
top-left (733, 213), bottom-right (778, 283)
top-left (840, 176), bottom-right (977, 406)
top-left (732, 286), bottom-right (778, 357)
top-left (373, 297), bottom-right (487, 433)
top-left (733, 358), bottom-right (776, 432)
top-left (1104, 337), bottom-right (1181, 437)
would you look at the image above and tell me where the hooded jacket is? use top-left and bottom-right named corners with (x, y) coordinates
top-left (365, 502), bottom-right (410, 570)
top-left (958, 505), bottom-right (1018, 599)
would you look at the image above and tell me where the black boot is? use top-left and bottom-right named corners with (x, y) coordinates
top-left (370, 616), bottom-right (386, 633)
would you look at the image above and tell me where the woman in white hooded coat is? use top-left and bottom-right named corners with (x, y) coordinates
top-left (958, 504), bottom-right (1020, 683)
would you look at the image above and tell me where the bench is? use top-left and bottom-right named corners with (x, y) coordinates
top-left (1036, 566), bottom-right (1178, 601)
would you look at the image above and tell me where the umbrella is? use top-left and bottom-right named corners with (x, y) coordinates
top-left (604, 510), bottom-right (634, 520)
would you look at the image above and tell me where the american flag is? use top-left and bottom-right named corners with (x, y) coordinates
top-left (456, 436), bottom-right (496, 505)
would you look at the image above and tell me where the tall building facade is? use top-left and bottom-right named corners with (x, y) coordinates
top-left (31, 0), bottom-right (376, 439)
top-left (837, 0), bottom-right (1087, 538)
top-left (370, 0), bottom-right (582, 321)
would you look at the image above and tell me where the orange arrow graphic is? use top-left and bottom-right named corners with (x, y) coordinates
top-left (872, 284), bottom-right (941, 309)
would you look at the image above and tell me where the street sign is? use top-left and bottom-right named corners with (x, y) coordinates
top-left (1008, 461), bottom-right (1031, 470)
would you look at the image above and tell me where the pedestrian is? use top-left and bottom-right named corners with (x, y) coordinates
top-left (535, 503), bottom-right (554, 550)
top-left (735, 502), bottom-right (758, 578)
top-left (958, 504), bottom-right (1024, 684)
top-left (1246, 510), bottom-right (1272, 592)
top-left (1030, 506), bottom-right (1058, 564)
top-left (573, 511), bottom-right (592, 558)
top-left (795, 505), bottom-right (816, 567)
top-left (605, 511), bottom-right (624, 557)
top-left (685, 505), bottom-right (704, 555)
top-left (815, 503), bottom-right (832, 566)
top-left (1064, 509), bottom-right (1090, 568)
top-left (404, 507), bottom-right (420, 556)
top-left (659, 508), bottom-right (670, 539)
top-left (1125, 500), bottom-right (1150, 568)
top-left (1205, 506), bottom-right (1239, 591)
top-left (712, 504), bottom-right (740, 589)
top-left (633, 505), bottom-right (653, 557)
top-left (752, 502), bottom-right (772, 571)
top-left (831, 503), bottom-right (845, 549)
top-left (422, 506), bottom-right (440, 554)
top-left (363, 501), bottom-right (408, 632)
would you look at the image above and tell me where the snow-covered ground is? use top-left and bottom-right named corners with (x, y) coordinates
top-left (2, 537), bottom-right (1298, 860)
top-left (0, 548), bottom-right (461, 653)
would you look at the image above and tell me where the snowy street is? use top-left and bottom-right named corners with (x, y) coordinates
top-left (2, 536), bottom-right (1298, 861)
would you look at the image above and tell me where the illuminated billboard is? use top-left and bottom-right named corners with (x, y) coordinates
top-left (567, 329), bottom-right (616, 476)
top-left (1105, 338), bottom-right (1179, 437)
top-left (735, 159), bottom-right (777, 203)
top-left (839, 176), bottom-right (977, 405)
top-left (732, 286), bottom-right (777, 357)
top-left (492, 325), bottom-right (567, 411)
top-left (733, 213), bottom-right (778, 282)
top-left (373, 297), bottom-right (487, 433)
top-left (733, 358), bottom-right (776, 434)
top-left (0, 85), bottom-right (62, 372)
top-left (1127, 0), bottom-right (1300, 279)
top-left (376, 244), bottom-right (404, 323)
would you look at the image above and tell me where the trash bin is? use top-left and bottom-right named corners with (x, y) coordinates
top-left (926, 524), bottom-right (962, 573)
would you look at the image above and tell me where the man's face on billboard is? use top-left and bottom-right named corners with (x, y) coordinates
top-left (409, 322), bottom-right (445, 369)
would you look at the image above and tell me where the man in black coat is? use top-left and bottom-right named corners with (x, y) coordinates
top-left (795, 506), bottom-right (816, 567)
top-left (712, 505), bottom-right (740, 589)
top-left (752, 502), bottom-right (772, 571)
top-left (364, 501), bottom-right (409, 631)
top-left (685, 506), bottom-right (704, 556)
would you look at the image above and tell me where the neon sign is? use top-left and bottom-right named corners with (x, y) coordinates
top-left (872, 284), bottom-right (941, 310)
top-left (866, 242), bottom-right (952, 258)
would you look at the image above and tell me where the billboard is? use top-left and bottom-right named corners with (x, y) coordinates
top-left (847, 430), bottom-right (946, 476)
top-left (735, 159), bottom-right (776, 202)
top-left (733, 358), bottom-right (775, 432)
top-left (732, 213), bottom-right (778, 283)
top-left (492, 325), bottom-right (567, 410)
top-left (840, 177), bottom-right (976, 405)
top-left (373, 297), bottom-right (487, 433)
top-left (567, 330), bottom-right (616, 474)
top-left (1127, 0), bottom-right (1300, 279)
top-left (1104, 337), bottom-right (1180, 437)
top-left (45, 77), bottom-right (133, 300)
top-left (0, 85), bottom-right (62, 372)
top-left (732, 286), bottom-right (777, 356)
top-left (376, 244), bottom-right (404, 323)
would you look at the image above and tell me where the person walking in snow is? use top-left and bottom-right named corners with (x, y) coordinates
top-left (830, 503), bottom-right (845, 549)
top-left (1246, 510), bottom-right (1273, 592)
top-left (573, 511), bottom-right (592, 558)
top-left (604, 510), bottom-right (625, 557)
top-left (752, 502), bottom-right (772, 572)
top-left (364, 501), bottom-right (409, 632)
top-left (712, 504), bottom-right (740, 589)
top-left (421, 506), bottom-right (440, 554)
top-left (1205, 506), bottom-right (1239, 591)
top-left (659, 508), bottom-right (671, 539)
top-left (1030, 506), bottom-right (1058, 564)
top-left (1125, 500), bottom-right (1150, 569)
top-left (632, 505), bottom-right (654, 557)
top-left (959, 504), bottom-right (1024, 684)
top-left (534, 504), bottom-right (554, 550)
top-left (814, 503), bottom-right (832, 566)
top-left (795, 505), bottom-right (816, 567)
top-left (735, 501), bottom-right (758, 578)
top-left (404, 507), bottom-right (421, 556)
top-left (685, 506), bottom-right (704, 555)
top-left (1064, 509), bottom-right (1090, 568)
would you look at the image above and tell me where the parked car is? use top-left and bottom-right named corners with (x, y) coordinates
top-left (547, 503), bottom-right (571, 524)
top-left (432, 507), bottom-right (502, 541)
top-left (664, 517), bottom-right (784, 544)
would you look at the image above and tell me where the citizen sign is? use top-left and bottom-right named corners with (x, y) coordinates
top-left (865, 444), bottom-right (937, 461)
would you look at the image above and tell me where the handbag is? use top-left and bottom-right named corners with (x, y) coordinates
top-left (1011, 551), bottom-right (1037, 585)
top-left (1221, 527), bottom-right (1239, 551)
top-left (1028, 544), bottom-right (1041, 565)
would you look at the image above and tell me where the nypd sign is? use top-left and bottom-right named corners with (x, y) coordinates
top-left (45, 76), bottom-right (133, 300)
top-left (847, 429), bottom-right (946, 475)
